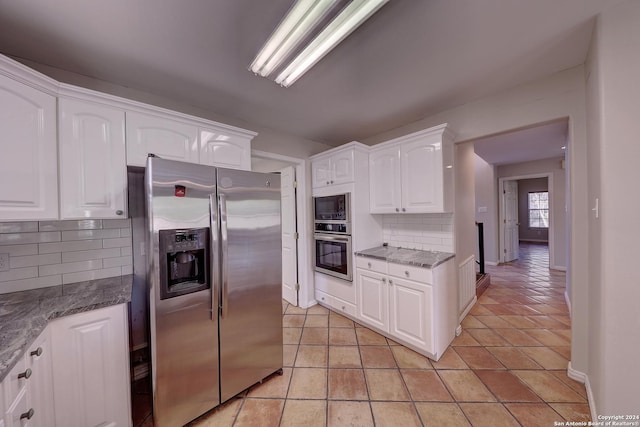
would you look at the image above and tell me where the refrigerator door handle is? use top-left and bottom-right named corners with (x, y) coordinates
top-left (209, 193), bottom-right (219, 322)
top-left (219, 193), bottom-right (229, 319)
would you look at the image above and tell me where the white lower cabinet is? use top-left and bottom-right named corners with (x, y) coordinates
top-left (355, 257), bottom-right (455, 359)
top-left (50, 304), bottom-right (131, 427)
top-left (2, 328), bottom-right (54, 427)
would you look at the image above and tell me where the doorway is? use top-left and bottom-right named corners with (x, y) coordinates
top-left (251, 150), bottom-right (309, 307)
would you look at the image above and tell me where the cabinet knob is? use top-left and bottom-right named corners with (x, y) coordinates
top-left (116, 210), bottom-right (124, 216)
top-left (330, 180), bottom-right (334, 184)
top-left (30, 347), bottom-right (43, 357)
top-left (389, 279), bottom-right (394, 286)
top-left (321, 297), bottom-right (325, 301)
top-left (381, 277), bottom-right (386, 283)
top-left (402, 208), bottom-right (406, 212)
top-left (20, 408), bottom-right (34, 420)
top-left (18, 368), bottom-right (32, 380)
top-left (367, 262), bottom-right (372, 268)
top-left (395, 208), bottom-right (399, 212)
top-left (341, 305), bottom-right (345, 310)
top-left (405, 271), bottom-right (410, 277)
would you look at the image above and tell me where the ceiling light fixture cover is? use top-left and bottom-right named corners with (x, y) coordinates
top-left (250, 0), bottom-right (389, 87)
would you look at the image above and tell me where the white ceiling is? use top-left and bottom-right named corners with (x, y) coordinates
top-left (0, 0), bottom-right (623, 146)
top-left (473, 120), bottom-right (568, 166)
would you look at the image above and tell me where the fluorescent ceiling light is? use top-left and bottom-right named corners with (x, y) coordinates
top-left (249, 0), bottom-right (338, 77)
top-left (275, 0), bottom-right (389, 87)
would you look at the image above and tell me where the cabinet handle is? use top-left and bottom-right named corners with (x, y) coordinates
top-left (30, 347), bottom-right (43, 357)
top-left (395, 208), bottom-right (399, 212)
top-left (20, 408), bottom-right (34, 420)
top-left (367, 262), bottom-right (372, 268)
top-left (389, 279), bottom-right (393, 286)
top-left (381, 277), bottom-right (386, 283)
top-left (402, 208), bottom-right (406, 212)
top-left (115, 210), bottom-right (124, 216)
top-left (405, 271), bottom-right (410, 277)
top-left (18, 368), bottom-right (32, 380)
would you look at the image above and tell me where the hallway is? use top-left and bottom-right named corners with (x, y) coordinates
top-left (137, 243), bottom-right (590, 426)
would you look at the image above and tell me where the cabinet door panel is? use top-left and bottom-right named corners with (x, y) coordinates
top-left (369, 147), bottom-right (401, 213)
top-left (126, 112), bottom-right (198, 166)
top-left (0, 75), bottom-right (57, 220)
top-left (356, 269), bottom-right (388, 332)
top-left (401, 138), bottom-right (442, 213)
top-left (389, 278), bottom-right (433, 352)
top-left (199, 128), bottom-right (250, 170)
top-left (330, 150), bottom-right (354, 185)
top-left (59, 98), bottom-right (127, 219)
top-left (27, 329), bottom-right (54, 427)
top-left (51, 304), bottom-right (131, 427)
top-left (312, 157), bottom-right (331, 188)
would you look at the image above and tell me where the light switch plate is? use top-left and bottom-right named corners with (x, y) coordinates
top-left (0, 253), bottom-right (9, 272)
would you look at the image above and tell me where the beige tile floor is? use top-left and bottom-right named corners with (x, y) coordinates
top-left (138, 243), bottom-right (589, 426)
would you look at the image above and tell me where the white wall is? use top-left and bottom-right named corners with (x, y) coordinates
top-left (497, 157), bottom-right (567, 269)
top-left (361, 65), bottom-right (591, 375)
top-left (585, 0), bottom-right (640, 415)
top-left (474, 155), bottom-right (499, 264)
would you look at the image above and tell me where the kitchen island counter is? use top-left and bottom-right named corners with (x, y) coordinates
top-left (0, 274), bottom-right (133, 382)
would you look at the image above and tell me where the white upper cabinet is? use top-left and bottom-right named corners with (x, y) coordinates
top-left (126, 111), bottom-right (198, 166)
top-left (311, 148), bottom-right (355, 188)
top-left (199, 127), bottom-right (251, 170)
top-left (369, 146), bottom-right (401, 213)
top-left (59, 98), bottom-right (127, 219)
top-left (369, 124), bottom-right (453, 214)
top-left (0, 74), bottom-right (58, 221)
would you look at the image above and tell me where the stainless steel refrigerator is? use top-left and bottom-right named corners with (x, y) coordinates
top-left (145, 157), bottom-right (283, 427)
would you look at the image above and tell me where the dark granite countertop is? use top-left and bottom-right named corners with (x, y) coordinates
top-left (0, 275), bottom-right (133, 382)
top-left (355, 246), bottom-right (455, 268)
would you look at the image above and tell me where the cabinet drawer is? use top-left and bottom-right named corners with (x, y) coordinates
top-left (5, 355), bottom-right (28, 404)
top-left (331, 297), bottom-right (357, 318)
top-left (355, 256), bottom-right (387, 274)
top-left (315, 289), bottom-right (331, 306)
top-left (388, 262), bottom-right (432, 284)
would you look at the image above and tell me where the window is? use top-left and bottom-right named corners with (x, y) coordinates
top-left (528, 191), bottom-right (549, 228)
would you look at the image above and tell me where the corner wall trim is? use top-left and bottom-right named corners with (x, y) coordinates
top-left (564, 290), bottom-right (571, 315)
top-left (567, 362), bottom-right (596, 420)
top-left (459, 295), bottom-right (477, 323)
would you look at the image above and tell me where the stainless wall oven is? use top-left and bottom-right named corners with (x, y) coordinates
top-left (314, 232), bottom-right (352, 281)
top-left (313, 193), bottom-right (352, 281)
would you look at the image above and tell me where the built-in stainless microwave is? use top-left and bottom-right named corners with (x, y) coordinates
top-left (313, 193), bottom-right (350, 222)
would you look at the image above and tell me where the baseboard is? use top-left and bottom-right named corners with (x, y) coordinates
top-left (551, 265), bottom-right (567, 271)
top-left (300, 300), bottom-right (318, 309)
top-left (459, 295), bottom-right (477, 323)
top-left (564, 290), bottom-right (571, 315)
top-left (484, 261), bottom-right (499, 266)
top-left (567, 362), bottom-right (596, 420)
top-left (131, 342), bottom-right (148, 352)
top-left (519, 239), bottom-right (549, 243)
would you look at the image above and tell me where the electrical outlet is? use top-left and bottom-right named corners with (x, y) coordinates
top-left (0, 253), bottom-right (9, 272)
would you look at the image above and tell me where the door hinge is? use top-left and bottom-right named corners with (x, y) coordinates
top-left (295, 283), bottom-right (300, 291)
top-left (504, 248), bottom-right (507, 253)
top-left (294, 232), bottom-right (299, 239)
top-left (293, 181), bottom-right (298, 188)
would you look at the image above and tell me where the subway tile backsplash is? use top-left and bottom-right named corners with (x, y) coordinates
top-left (0, 219), bottom-right (132, 294)
top-left (382, 213), bottom-right (454, 253)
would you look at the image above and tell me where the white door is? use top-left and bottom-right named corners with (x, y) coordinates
top-left (51, 304), bottom-right (131, 427)
top-left (369, 146), bottom-right (401, 214)
top-left (59, 98), bottom-right (127, 219)
top-left (401, 138), bottom-right (442, 213)
top-left (311, 157), bottom-right (332, 188)
top-left (503, 180), bottom-right (519, 262)
top-left (0, 74), bottom-right (58, 220)
top-left (125, 111), bottom-right (198, 166)
top-left (199, 128), bottom-right (250, 170)
top-left (281, 166), bottom-right (298, 305)
top-left (330, 150), bottom-right (354, 185)
top-left (389, 277), bottom-right (433, 353)
top-left (356, 269), bottom-right (388, 332)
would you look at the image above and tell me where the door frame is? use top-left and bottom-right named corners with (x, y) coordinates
top-left (251, 150), bottom-right (312, 308)
top-left (498, 173), bottom-right (554, 266)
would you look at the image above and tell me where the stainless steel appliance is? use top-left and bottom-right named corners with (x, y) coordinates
top-left (314, 232), bottom-right (352, 281)
top-left (146, 157), bottom-right (282, 427)
top-left (313, 193), bottom-right (350, 221)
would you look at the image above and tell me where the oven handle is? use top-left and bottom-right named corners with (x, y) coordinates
top-left (315, 234), bottom-right (351, 242)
